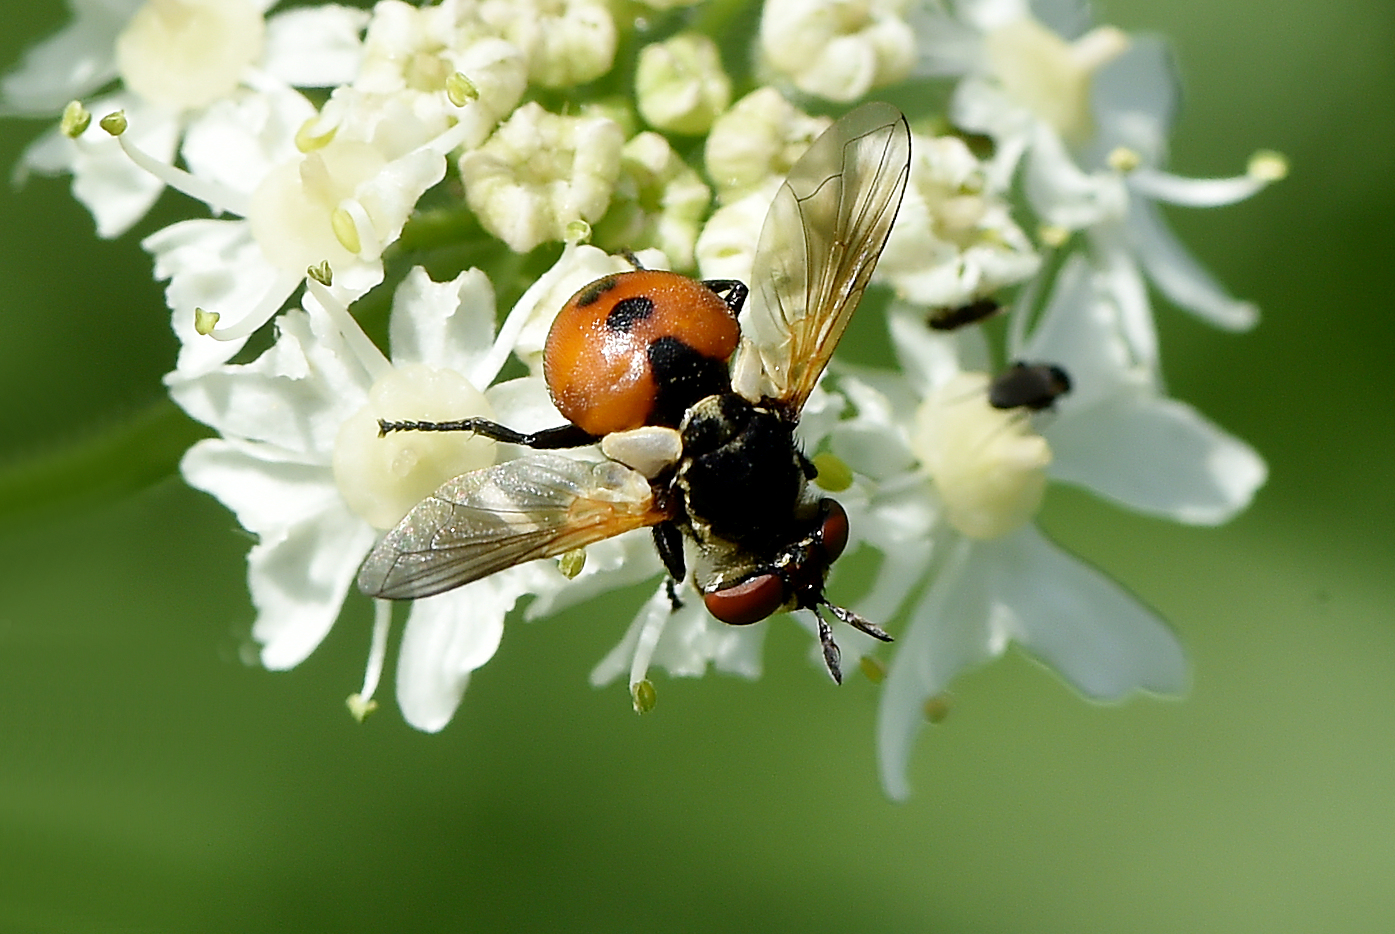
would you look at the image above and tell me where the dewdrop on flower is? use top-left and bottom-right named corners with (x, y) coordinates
top-left (459, 103), bottom-right (625, 253)
top-left (635, 33), bottom-right (731, 136)
top-left (759, 0), bottom-right (915, 103)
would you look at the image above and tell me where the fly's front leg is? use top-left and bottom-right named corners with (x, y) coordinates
top-left (701, 280), bottom-right (749, 318)
top-left (652, 522), bottom-right (686, 610)
top-left (377, 418), bottom-right (599, 450)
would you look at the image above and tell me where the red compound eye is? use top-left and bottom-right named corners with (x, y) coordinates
top-left (818, 498), bottom-right (849, 562)
top-left (703, 574), bottom-right (786, 626)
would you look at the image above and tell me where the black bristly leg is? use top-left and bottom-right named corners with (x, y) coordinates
top-left (812, 605), bottom-right (843, 684)
top-left (652, 522), bottom-right (686, 610)
top-left (377, 418), bottom-right (600, 450)
top-left (701, 280), bottom-right (749, 318)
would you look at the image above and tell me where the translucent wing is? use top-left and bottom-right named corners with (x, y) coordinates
top-left (731, 102), bottom-right (911, 415)
top-left (358, 453), bottom-right (671, 600)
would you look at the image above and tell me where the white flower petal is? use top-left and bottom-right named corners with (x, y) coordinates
top-left (1126, 197), bottom-right (1259, 331)
top-left (180, 437), bottom-right (342, 534)
top-left (0, 0), bottom-right (138, 113)
top-left (877, 537), bottom-right (993, 800)
top-left (249, 505), bottom-right (378, 670)
top-left (1047, 389), bottom-right (1267, 524)
top-left (180, 83), bottom-right (316, 196)
top-left (522, 531), bottom-right (662, 620)
top-left (354, 146), bottom-right (447, 259)
top-left (261, 4), bottom-right (368, 87)
top-left (909, 4), bottom-right (981, 75)
top-left (395, 575), bottom-right (520, 732)
top-left (483, 376), bottom-right (567, 434)
top-left (878, 524), bottom-right (1190, 799)
top-left (1022, 253), bottom-right (1138, 405)
top-left (169, 310), bottom-right (369, 455)
top-left (794, 385), bottom-right (846, 451)
top-left (1089, 238), bottom-right (1160, 368)
top-left (1087, 36), bottom-right (1176, 165)
top-left (388, 266), bottom-right (498, 380)
top-left (1127, 167), bottom-right (1268, 209)
top-left (589, 590), bottom-right (659, 687)
top-left (1024, 122), bottom-right (1123, 229)
top-left (987, 525), bottom-right (1188, 699)
top-left (591, 585), bottom-right (766, 686)
top-left (760, 0), bottom-right (915, 102)
top-left (143, 218), bottom-right (293, 374)
top-left (18, 94), bottom-right (180, 237)
top-left (693, 182), bottom-right (774, 283)
top-left (956, 0), bottom-right (1032, 35)
top-left (851, 532), bottom-right (934, 625)
top-left (886, 310), bottom-right (966, 396)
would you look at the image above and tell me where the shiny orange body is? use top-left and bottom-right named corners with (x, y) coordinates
top-left (543, 270), bottom-right (741, 436)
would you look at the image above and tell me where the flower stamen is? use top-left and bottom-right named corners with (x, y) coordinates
top-left (60, 101), bottom-right (91, 138)
top-left (304, 277), bottom-right (393, 381)
top-left (104, 111), bottom-right (249, 216)
top-left (347, 599), bottom-right (394, 721)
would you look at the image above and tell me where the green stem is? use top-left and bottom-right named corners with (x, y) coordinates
top-left (0, 398), bottom-right (210, 524)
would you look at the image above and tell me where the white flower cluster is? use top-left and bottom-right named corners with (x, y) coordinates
top-left (3, 0), bottom-right (1281, 796)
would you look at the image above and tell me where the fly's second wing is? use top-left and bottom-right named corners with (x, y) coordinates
top-left (358, 453), bottom-right (671, 600)
top-left (731, 102), bottom-right (911, 416)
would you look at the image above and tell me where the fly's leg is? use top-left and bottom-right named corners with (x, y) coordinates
top-left (377, 418), bottom-right (599, 450)
top-left (652, 522), bottom-right (686, 611)
top-left (701, 280), bottom-right (749, 318)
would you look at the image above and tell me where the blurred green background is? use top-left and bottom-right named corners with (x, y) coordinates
top-left (2, 1), bottom-right (1393, 931)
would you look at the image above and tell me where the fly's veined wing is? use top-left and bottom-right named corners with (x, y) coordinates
top-left (358, 453), bottom-right (671, 600)
top-left (731, 102), bottom-right (911, 414)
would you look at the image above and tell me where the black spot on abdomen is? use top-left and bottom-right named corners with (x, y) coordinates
top-left (576, 276), bottom-right (619, 307)
top-left (605, 295), bottom-right (655, 331)
top-left (647, 336), bottom-right (731, 427)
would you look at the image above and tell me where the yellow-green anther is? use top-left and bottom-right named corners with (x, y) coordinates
top-left (1038, 224), bottom-right (1070, 248)
top-left (446, 72), bottom-right (479, 107)
top-left (564, 219), bottom-right (592, 244)
top-left (61, 101), bottom-right (91, 138)
top-left (1106, 146), bottom-right (1141, 172)
top-left (99, 110), bottom-right (128, 136)
top-left (1249, 150), bottom-right (1289, 182)
top-left (558, 549), bottom-right (587, 579)
top-left (346, 693), bottom-right (379, 722)
top-left (632, 679), bottom-right (657, 713)
top-left (294, 117), bottom-right (336, 153)
top-left (812, 452), bottom-right (854, 492)
top-left (859, 655), bottom-right (886, 684)
top-left (330, 207), bottom-right (361, 254)
top-left (922, 693), bottom-right (953, 724)
top-left (194, 307), bottom-right (220, 335)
